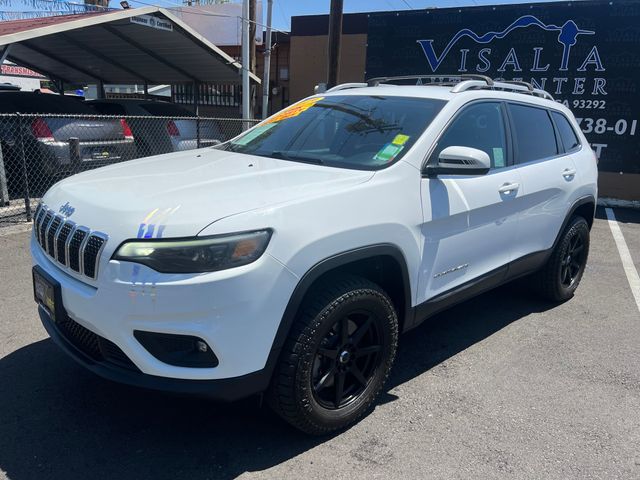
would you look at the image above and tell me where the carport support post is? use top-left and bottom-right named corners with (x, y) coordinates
top-left (0, 47), bottom-right (10, 206)
top-left (0, 141), bottom-right (9, 207)
top-left (194, 81), bottom-right (201, 149)
top-left (262, 0), bottom-right (273, 119)
top-left (69, 138), bottom-right (81, 174)
top-left (0, 44), bottom-right (11, 66)
top-left (241, 0), bottom-right (251, 130)
top-left (16, 114), bottom-right (32, 222)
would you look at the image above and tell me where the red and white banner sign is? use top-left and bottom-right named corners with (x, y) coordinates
top-left (0, 64), bottom-right (45, 78)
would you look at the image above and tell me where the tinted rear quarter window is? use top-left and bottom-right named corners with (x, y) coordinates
top-left (509, 103), bottom-right (558, 163)
top-left (551, 111), bottom-right (581, 152)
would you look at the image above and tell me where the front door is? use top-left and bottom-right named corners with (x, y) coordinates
top-left (418, 101), bottom-right (522, 303)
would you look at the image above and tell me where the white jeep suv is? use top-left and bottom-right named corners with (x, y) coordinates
top-left (31, 75), bottom-right (597, 434)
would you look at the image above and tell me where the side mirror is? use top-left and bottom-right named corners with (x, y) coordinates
top-left (425, 146), bottom-right (491, 177)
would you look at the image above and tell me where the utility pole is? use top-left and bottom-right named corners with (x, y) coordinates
top-left (241, 0), bottom-right (250, 126)
top-left (249, 0), bottom-right (257, 74)
top-left (327, 0), bottom-right (343, 89)
top-left (262, 0), bottom-right (273, 118)
top-left (249, 0), bottom-right (257, 118)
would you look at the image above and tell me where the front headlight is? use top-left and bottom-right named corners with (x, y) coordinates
top-left (112, 230), bottom-right (272, 273)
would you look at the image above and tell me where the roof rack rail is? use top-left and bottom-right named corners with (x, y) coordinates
top-left (488, 80), bottom-right (555, 101)
top-left (324, 82), bottom-right (368, 93)
top-left (533, 89), bottom-right (555, 101)
top-left (446, 77), bottom-right (555, 100)
top-left (366, 74), bottom-right (494, 87)
top-left (502, 80), bottom-right (534, 91)
top-left (328, 74), bottom-right (556, 101)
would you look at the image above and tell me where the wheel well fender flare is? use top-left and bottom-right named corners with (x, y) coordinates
top-left (552, 195), bottom-right (596, 251)
top-left (263, 244), bottom-right (412, 375)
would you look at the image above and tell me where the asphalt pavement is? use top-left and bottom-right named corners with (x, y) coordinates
top-left (0, 207), bottom-right (639, 480)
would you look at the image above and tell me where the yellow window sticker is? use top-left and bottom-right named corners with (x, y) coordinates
top-left (265, 97), bottom-right (324, 124)
top-left (392, 134), bottom-right (410, 146)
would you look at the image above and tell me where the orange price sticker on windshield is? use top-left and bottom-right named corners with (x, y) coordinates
top-left (265, 97), bottom-right (324, 124)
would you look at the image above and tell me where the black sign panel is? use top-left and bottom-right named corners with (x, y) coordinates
top-left (365, 0), bottom-right (640, 174)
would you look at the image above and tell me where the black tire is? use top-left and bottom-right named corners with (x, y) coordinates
top-left (268, 275), bottom-right (398, 435)
top-left (535, 215), bottom-right (590, 302)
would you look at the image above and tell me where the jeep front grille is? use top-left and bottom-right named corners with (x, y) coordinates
top-left (34, 203), bottom-right (108, 280)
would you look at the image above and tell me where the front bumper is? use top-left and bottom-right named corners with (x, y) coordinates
top-left (38, 306), bottom-right (271, 400)
top-left (31, 233), bottom-right (299, 394)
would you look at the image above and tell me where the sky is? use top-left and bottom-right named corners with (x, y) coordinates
top-left (125, 0), bottom-right (574, 32)
top-left (0, 0), bottom-right (587, 30)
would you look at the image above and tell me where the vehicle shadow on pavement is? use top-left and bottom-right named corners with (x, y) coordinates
top-left (388, 282), bottom-right (554, 392)
top-left (0, 284), bottom-right (553, 480)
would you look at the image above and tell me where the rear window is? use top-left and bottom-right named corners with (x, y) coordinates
top-left (140, 103), bottom-right (194, 117)
top-left (0, 92), bottom-right (93, 114)
top-left (509, 103), bottom-right (559, 163)
top-left (88, 102), bottom-right (126, 115)
top-left (551, 111), bottom-right (581, 152)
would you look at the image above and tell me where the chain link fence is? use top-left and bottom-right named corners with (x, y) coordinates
top-left (0, 113), bottom-right (259, 228)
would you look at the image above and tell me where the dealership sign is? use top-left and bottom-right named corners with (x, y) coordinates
top-left (365, 0), bottom-right (640, 175)
top-left (130, 14), bottom-right (173, 32)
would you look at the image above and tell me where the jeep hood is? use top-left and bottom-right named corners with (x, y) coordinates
top-left (41, 149), bottom-right (374, 238)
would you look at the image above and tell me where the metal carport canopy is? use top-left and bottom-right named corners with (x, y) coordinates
top-left (0, 7), bottom-right (260, 85)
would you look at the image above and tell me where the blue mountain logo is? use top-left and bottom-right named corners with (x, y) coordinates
top-left (417, 15), bottom-right (594, 72)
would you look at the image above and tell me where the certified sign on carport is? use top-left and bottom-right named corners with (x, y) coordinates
top-left (130, 14), bottom-right (173, 32)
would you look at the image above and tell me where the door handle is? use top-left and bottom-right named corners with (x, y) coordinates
top-left (498, 182), bottom-right (520, 195)
top-left (562, 168), bottom-right (577, 179)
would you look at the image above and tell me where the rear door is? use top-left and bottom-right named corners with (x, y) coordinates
top-left (506, 103), bottom-right (579, 260)
top-left (419, 101), bottom-right (523, 302)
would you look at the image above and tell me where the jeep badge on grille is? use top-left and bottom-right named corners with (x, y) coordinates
top-left (59, 202), bottom-right (75, 217)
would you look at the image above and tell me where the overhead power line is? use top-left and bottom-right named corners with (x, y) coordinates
top-left (0, 0), bottom-right (289, 35)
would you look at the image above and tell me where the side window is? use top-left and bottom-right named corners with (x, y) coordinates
top-left (551, 111), bottom-right (581, 152)
top-left (509, 103), bottom-right (559, 163)
top-left (431, 102), bottom-right (508, 169)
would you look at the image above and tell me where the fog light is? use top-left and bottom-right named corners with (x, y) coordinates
top-left (134, 330), bottom-right (218, 368)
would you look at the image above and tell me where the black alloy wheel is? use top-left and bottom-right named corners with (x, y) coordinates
top-left (269, 275), bottom-right (398, 435)
top-left (312, 309), bottom-right (383, 409)
top-left (536, 215), bottom-right (590, 302)
top-left (560, 230), bottom-right (586, 288)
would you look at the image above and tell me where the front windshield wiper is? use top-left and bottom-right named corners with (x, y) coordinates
top-left (267, 150), bottom-right (325, 165)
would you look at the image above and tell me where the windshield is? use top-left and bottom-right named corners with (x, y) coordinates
top-left (217, 95), bottom-right (445, 169)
